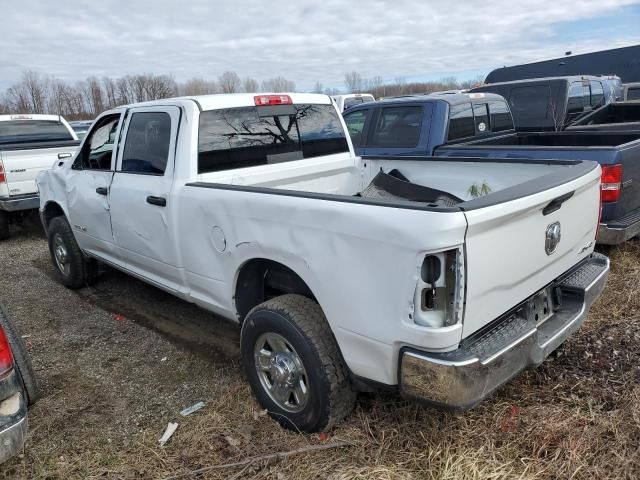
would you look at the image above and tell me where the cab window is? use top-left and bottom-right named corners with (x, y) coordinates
top-left (370, 106), bottom-right (423, 148)
top-left (73, 115), bottom-right (120, 170)
top-left (448, 103), bottom-right (474, 141)
top-left (488, 101), bottom-right (513, 131)
top-left (121, 112), bottom-right (171, 175)
top-left (473, 103), bottom-right (489, 134)
top-left (343, 109), bottom-right (368, 147)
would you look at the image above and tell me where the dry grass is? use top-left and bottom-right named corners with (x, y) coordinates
top-left (2, 225), bottom-right (640, 479)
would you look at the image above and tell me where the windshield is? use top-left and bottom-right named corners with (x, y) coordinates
top-left (198, 104), bottom-right (349, 173)
top-left (0, 120), bottom-right (73, 144)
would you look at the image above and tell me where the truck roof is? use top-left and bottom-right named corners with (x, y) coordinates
top-left (0, 114), bottom-right (64, 122)
top-left (114, 93), bottom-right (333, 113)
top-left (375, 92), bottom-right (507, 107)
top-left (477, 75), bottom-right (618, 88)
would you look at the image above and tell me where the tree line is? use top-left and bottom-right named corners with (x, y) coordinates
top-left (0, 69), bottom-right (485, 120)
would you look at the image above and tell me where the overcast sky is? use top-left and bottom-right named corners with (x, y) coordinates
top-left (1, 0), bottom-right (639, 92)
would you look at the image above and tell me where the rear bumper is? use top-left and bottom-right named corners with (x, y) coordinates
top-left (597, 208), bottom-right (640, 245)
top-left (0, 195), bottom-right (40, 212)
top-left (399, 252), bottom-right (609, 409)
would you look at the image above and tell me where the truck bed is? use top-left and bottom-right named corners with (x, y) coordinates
top-left (435, 131), bottom-right (640, 242)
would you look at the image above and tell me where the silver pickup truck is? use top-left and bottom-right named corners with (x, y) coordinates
top-left (0, 115), bottom-right (79, 239)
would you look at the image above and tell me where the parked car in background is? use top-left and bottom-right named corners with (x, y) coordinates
top-left (624, 83), bottom-right (640, 101)
top-left (344, 93), bottom-right (640, 245)
top-left (331, 93), bottom-right (375, 112)
top-left (0, 305), bottom-right (39, 464)
top-left (68, 120), bottom-right (94, 140)
top-left (566, 102), bottom-right (640, 132)
top-left (38, 92), bottom-right (609, 432)
top-left (0, 114), bottom-right (79, 239)
top-left (470, 76), bottom-right (619, 131)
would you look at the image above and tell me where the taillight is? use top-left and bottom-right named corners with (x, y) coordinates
top-left (254, 95), bottom-right (292, 106)
top-left (0, 160), bottom-right (6, 184)
top-left (0, 327), bottom-right (14, 377)
top-left (601, 164), bottom-right (622, 203)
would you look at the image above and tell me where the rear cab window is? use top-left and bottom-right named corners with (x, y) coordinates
top-left (508, 85), bottom-right (550, 119)
top-left (198, 103), bottom-right (349, 173)
top-left (0, 119), bottom-right (73, 145)
top-left (370, 106), bottom-right (423, 148)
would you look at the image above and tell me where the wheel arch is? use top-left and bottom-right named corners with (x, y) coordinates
top-left (234, 257), bottom-right (318, 323)
top-left (41, 201), bottom-right (67, 233)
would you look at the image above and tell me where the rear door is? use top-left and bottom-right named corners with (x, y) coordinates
top-left (108, 105), bottom-right (183, 290)
top-left (461, 163), bottom-right (601, 337)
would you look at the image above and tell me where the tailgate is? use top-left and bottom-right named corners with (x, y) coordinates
top-left (0, 145), bottom-right (77, 196)
top-left (461, 163), bottom-right (601, 338)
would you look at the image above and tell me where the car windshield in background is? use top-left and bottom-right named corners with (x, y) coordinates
top-left (198, 104), bottom-right (349, 173)
top-left (0, 120), bottom-right (73, 144)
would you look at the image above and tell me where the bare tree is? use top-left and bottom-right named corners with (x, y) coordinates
top-left (243, 77), bottom-right (259, 93)
top-left (312, 81), bottom-right (323, 94)
top-left (261, 77), bottom-right (295, 92)
top-left (344, 71), bottom-right (363, 93)
top-left (179, 77), bottom-right (218, 96)
top-left (219, 71), bottom-right (241, 93)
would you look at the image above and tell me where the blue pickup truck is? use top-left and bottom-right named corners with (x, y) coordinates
top-left (343, 93), bottom-right (640, 244)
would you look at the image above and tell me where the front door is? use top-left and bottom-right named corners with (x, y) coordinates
top-left (108, 105), bottom-right (183, 291)
top-left (66, 113), bottom-right (122, 255)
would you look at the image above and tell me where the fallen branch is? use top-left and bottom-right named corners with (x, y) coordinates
top-left (161, 441), bottom-right (351, 479)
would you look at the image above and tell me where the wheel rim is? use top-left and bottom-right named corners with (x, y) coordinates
top-left (53, 234), bottom-right (70, 276)
top-left (253, 332), bottom-right (309, 413)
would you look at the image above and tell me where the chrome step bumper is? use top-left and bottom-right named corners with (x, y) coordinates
top-left (399, 253), bottom-right (610, 409)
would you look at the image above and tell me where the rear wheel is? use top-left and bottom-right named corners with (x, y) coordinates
top-left (0, 211), bottom-right (9, 240)
top-left (240, 294), bottom-right (356, 432)
top-left (47, 216), bottom-right (99, 289)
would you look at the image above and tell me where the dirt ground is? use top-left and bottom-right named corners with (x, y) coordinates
top-left (0, 218), bottom-right (639, 479)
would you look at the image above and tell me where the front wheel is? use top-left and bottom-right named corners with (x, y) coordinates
top-left (240, 294), bottom-right (356, 432)
top-left (47, 216), bottom-right (99, 289)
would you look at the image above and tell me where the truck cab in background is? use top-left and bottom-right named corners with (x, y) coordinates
top-left (470, 76), bottom-right (621, 131)
top-left (0, 114), bottom-right (79, 239)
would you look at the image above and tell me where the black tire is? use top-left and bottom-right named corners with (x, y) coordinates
top-left (47, 216), bottom-right (99, 289)
top-left (240, 294), bottom-right (356, 432)
top-left (0, 305), bottom-right (39, 406)
top-left (0, 211), bottom-right (9, 240)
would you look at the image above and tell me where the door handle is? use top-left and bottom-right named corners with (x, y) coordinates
top-left (543, 191), bottom-right (574, 216)
top-left (146, 196), bottom-right (167, 207)
top-left (58, 153), bottom-right (73, 159)
top-left (96, 187), bottom-right (108, 196)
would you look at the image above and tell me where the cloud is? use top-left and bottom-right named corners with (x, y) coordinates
top-left (0, 0), bottom-right (639, 91)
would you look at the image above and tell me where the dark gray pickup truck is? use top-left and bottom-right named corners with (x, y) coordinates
top-left (344, 93), bottom-right (640, 245)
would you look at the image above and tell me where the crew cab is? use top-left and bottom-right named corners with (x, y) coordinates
top-left (470, 76), bottom-right (620, 131)
top-left (37, 93), bottom-right (608, 432)
top-left (344, 94), bottom-right (640, 245)
top-left (0, 114), bottom-right (79, 239)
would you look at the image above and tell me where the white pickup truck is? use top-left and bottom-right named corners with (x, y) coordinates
top-left (0, 114), bottom-right (79, 239)
top-left (37, 93), bottom-right (609, 432)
